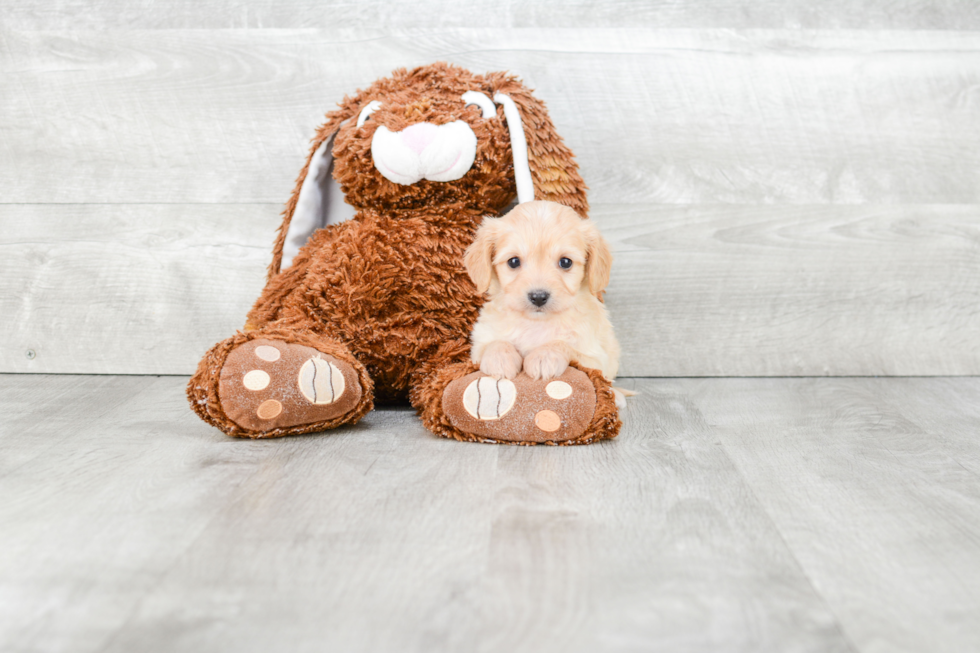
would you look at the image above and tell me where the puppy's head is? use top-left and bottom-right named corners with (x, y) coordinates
top-left (464, 200), bottom-right (612, 317)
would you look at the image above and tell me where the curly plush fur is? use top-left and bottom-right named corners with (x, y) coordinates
top-left (186, 63), bottom-right (619, 444)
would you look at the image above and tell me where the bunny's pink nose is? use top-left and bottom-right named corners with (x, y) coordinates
top-left (400, 123), bottom-right (438, 154)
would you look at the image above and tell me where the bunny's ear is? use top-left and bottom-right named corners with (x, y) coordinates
top-left (268, 112), bottom-right (357, 278)
top-left (491, 76), bottom-right (589, 218)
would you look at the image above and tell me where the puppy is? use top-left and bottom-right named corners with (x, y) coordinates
top-left (464, 200), bottom-right (625, 404)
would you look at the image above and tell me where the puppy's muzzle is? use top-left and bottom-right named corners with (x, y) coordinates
top-left (528, 290), bottom-right (550, 308)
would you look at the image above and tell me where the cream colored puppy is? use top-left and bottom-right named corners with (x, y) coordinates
top-left (464, 200), bottom-right (622, 395)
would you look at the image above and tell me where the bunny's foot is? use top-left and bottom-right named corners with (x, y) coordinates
top-left (413, 353), bottom-right (620, 445)
top-left (188, 332), bottom-right (373, 438)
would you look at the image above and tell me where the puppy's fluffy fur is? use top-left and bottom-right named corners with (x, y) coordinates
top-left (465, 200), bottom-right (621, 390)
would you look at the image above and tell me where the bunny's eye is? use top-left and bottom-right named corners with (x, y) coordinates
top-left (357, 101), bottom-right (382, 128)
top-left (558, 257), bottom-right (573, 270)
top-left (507, 257), bottom-right (521, 269)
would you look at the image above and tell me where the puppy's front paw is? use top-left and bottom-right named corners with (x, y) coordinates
top-left (523, 347), bottom-right (569, 380)
top-left (479, 342), bottom-right (523, 379)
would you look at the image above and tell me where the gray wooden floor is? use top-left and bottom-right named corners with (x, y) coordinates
top-left (2, 375), bottom-right (979, 652)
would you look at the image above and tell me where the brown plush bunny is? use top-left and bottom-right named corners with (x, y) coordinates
top-left (187, 63), bottom-right (621, 445)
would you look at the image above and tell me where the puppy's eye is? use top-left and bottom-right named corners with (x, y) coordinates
top-left (558, 257), bottom-right (573, 270)
top-left (507, 257), bottom-right (521, 269)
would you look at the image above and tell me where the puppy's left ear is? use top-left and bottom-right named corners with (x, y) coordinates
top-left (464, 219), bottom-right (498, 294)
top-left (584, 224), bottom-right (613, 298)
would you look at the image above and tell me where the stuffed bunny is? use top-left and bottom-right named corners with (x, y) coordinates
top-left (187, 63), bottom-right (621, 445)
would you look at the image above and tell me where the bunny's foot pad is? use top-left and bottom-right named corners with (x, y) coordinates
top-left (442, 367), bottom-right (597, 444)
top-left (218, 339), bottom-right (362, 433)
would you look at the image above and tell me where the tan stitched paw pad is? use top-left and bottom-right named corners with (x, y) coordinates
top-left (218, 339), bottom-right (362, 433)
top-left (442, 367), bottom-right (596, 443)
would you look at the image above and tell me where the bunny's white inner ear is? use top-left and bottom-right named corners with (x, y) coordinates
top-left (462, 91), bottom-right (496, 119)
top-left (282, 131), bottom-right (356, 270)
top-left (357, 100), bottom-right (382, 127)
top-left (493, 93), bottom-right (535, 204)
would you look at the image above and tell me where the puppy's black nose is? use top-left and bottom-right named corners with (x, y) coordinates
top-left (528, 290), bottom-right (550, 307)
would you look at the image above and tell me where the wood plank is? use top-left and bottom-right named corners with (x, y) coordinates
top-left (866, 378), bottom-right (980, 477)
top-left (3, 0), bottom-right (978, 30)
top-left (0, 204), bottom-right (271, 374)
top-left (5, 375), bottom-right (979, 650)
top-left (2, 29), bottom-right (979, 205)
top-left (0, 374), bottom-right (856, 652)
top-left (466, 380), bottom-right (852, 652)
top-left (693, 377), bottom-right (980, 653)
top-left (601, 204), bottom-right (980, 377)
top-left (3, 203), bottom-right (977, 376)
top-left (94, 410), bottom-right (502, 653)
top-left (0, 375), bottom-right (499, 652)
top-left (0, 374), bottom-right (158, 475)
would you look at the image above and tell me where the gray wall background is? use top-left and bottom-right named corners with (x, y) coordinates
top-left (2, 2), bottom-right (978, 376)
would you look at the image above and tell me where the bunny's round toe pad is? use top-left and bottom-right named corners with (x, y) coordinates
top-left (218, 339), bottom-right (362, 433)
top-left (442, 367), bottom-right (596, 443)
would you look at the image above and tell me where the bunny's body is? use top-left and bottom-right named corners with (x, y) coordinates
top-left (187, 63), bottom-right (621, 444)
top-left (250, 205), bottom-right (486, 403)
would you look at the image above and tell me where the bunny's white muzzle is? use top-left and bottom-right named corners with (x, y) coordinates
top-left (280, 92), bottom-right (530, 271)
top-left (371, 121), bottom-right (477, 185)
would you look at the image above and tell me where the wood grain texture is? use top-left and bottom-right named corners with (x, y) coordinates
top-left (0, 204), bottom-right (271, 374)
top-left (693, 377), bottom-right (980, 653)
top-left (2, 29), bottom-right (980, 205)
top-left (3, 203), bottom-right (977, 376)
top-left (3, 0), bottom-right (979, 30)
top-left (3, 375), bottom-right (980, 651)
top-left (467, 384), bottom-right (851, 653)
top-left (3, 25), bottom-right (979, 376)
top-left (0, 374), bottom-right (158, 476)
top-left (601, 204), bottom-right (980, 377)
top-left (0, 374), bottom-right (854, 653)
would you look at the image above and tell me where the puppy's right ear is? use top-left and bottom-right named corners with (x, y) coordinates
top-left (584, 222), bottom-right (613, 298)
top-left (464, 219), bottom-right (498, 294)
